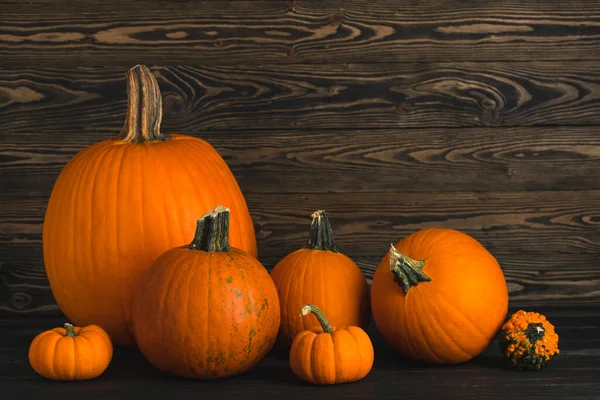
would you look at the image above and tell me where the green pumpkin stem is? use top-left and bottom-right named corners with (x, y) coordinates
top-left (388, 244), bottom-right (431, 294)
top-left (64, 323), bottom-right (77, 338)
top-left (189, 205), bottom-right (231, 252)
top-left (306, 210), bottom-right (338, 252)
top-left (116, 64), bottom-right (171, 144)
top-left (301, 304), bottom-right (334, 334)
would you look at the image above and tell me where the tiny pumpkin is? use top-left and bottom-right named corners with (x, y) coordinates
top-left (270, 210), bottom-right (370, 349)
top-left (28, 322), bottom-right (113, 380)
top-left (131, 206), bottom-right (280, 379)
top-left (290, 304), bottom-right (374, 385)
top-left (499, 310), bottom-right (559, 370)
top-left (370, 228), bottom-right (509, 364)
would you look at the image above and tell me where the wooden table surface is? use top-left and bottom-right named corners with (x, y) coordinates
top-left (2, 304), bottom-right (599, 400)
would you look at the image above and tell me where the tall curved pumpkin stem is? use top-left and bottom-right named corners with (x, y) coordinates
top-left (116, 64), bottom-right (171, 143)
top-left (189, 205), bottom-right (231, 252)
top-left (388, 244), bottom-right (431, 294)
top-left (300, 304), bottom-right (334, 334)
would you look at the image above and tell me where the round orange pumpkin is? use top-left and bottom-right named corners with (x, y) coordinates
top-left (270, 210), bottom-right (370, 349)
top-left (42, 65), bottom-right (256, 347)
top-left (290, 304), bottom-right (374, 385)
top-left (28, 323), bottom-right (113, 380)
top-left (131, 206), bottom-right (280, 379)
top-left (370, 228), bottom-right (509, 364)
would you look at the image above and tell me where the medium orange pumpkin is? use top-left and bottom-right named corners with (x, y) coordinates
top-left (370, 228), bottom-right (509, 364)
top-left (290, 304), bottom-right (374, 385)
top-left (131, 206), bottom-right (280, 379)
top-left (42, 65), bottom-right (256, 347)
top-left (28, 323), bottom-right (113, 380)
top-left (270, 210), bottom-right (370, 349)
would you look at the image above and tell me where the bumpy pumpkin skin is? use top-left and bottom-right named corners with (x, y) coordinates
top-left (42, 66), bottom-right (256, 347)
top-left (28, 323), bottom-right (113, 380)
top-left (131, 207), bottom-right (280, 379)
top-left (290, 305), bottom-right (374, 385)
top-left (270, 211), bottom-right (370, 349)
top-left (370, 228), bottom-right (509, 364)
top-left (499, 310), bottom-right (559, 370)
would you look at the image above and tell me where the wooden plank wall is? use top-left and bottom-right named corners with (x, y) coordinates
top-left (1, 0), bottom-right (600, 316)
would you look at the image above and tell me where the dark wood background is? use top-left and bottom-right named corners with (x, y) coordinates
top-left (2, 0), bottom-right (600, 317)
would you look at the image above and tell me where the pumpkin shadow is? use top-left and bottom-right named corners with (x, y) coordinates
top-left (368, 330), bottom-right (512, 371)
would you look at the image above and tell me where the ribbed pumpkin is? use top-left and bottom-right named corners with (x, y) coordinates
top-left (28, 323), bottom-right (113, 381)
top-left (290, 304), bottom-right (374, 385)
top-left (370, 228), bottom-right (509, 364)
top-left (42, 65), bottom-right (256, 347)
top-left (131, 206), bottom-right (280, 379)
top-left (270, 210), bottom-right (370, 349)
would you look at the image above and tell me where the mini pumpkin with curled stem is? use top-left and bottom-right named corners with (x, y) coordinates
top-left (499, 310), bottom-right (559, 370)
top-left (289, 304), bottom-right (374, 385)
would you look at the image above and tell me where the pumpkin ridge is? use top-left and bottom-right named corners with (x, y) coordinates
top-left (160, 140), bottom-right (217, 245)
top-left (73, 144), bottom-right (114, 316)
top-left (436, 289), bottom-right (489, 342)
top-left (396, 287), bottom-right (420, 359)
top-left (344, 327), bottom-right (364, 382)
top-left (426, 297), bottom-right (474, 362)
top-left (279, 252), bottom-right (304, 343)
top-left (57, 144), bottom-right (113, 322)
top-left (88, 142), bottom-right (120, 296)
top-left (111, 144), bottom-right (129, 322)
top-left (77, 333), bottom-right (95, 371)
top-left (48, 333), bottom-right (63, 378)
top-left (145, 145), bottom-right (178, 255)
top-left (184, 252), bottom-right (202, 376)
top-left (407, 289), bottom-right (445, 363)
top-left (302, 331), bottom-right (318, 383)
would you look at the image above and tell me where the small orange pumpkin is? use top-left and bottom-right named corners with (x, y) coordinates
top-left (290, 304), bottom-right (374, 385)
top-left (131, 206), bottom-right (280, 379)
top-left (370, 228), bottom-right (509, 364)
top-left (499, 310), bottom-right (559, 370)
top-left (28, 322), bottom-right (113, 380)
top-left (270, 210), bottom-right (370, 349)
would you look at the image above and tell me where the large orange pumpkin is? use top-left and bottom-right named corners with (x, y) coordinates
top-left (270, 210), bottom-right (370, 349)
top-left (370, 228), bottom-right (508, 364)
top-left (131, 206), bottom-right (280, 379)
top-left (42, 65), bottom-right (257, 347)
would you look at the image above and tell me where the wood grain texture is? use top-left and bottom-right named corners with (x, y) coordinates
top-left (2, 307), bottom-right (600, 398)
top-left (1, 0), bottom-right (600, 66)
top-left (3, 191), bottom-right (600, 255)
top-left (2, 127), bottom-right (600, 196)
top-left (2, 246), bottom-right (599, 315)
top-left (2, 190), bottom-right (600, 314)
top-left (247, 191), bottom-right (600, 256)
top-left (3, 63), bottom-right (600, 134)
